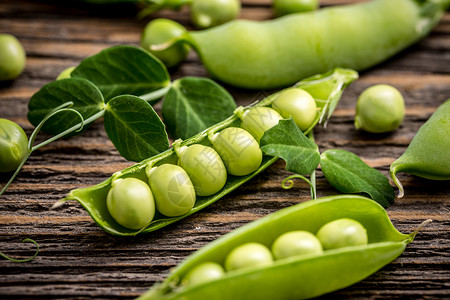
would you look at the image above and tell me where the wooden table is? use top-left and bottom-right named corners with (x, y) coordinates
top-left (1, 0), bottom-right (449, 299)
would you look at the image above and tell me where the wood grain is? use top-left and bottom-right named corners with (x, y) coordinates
top-left (1, 0), bottom-right (449, 299)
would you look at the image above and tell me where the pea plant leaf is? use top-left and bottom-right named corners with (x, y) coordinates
top-left (27, 78), bottom-right (105, 136)
top-left (320, 149), bottom-right (395, 208)
top-left (296, 68), bottom-right (359, 125)
top-left (162, 77), bottom-right (237, 140)
top-left (260, 118), bottom-right (320, 175)
top-left (104, 95), bottom-right (169, 162)
top-left (71, 45), bottom-right (170, 104)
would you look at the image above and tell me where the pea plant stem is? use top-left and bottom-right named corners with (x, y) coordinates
top-left (139, 85), bottom-right (171, 103)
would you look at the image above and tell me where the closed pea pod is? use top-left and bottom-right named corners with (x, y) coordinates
top-left (146, 164), bottom-right (196, 217)
top-left (171, 0), bottom-right (448, 89)
top-left (138, 195), bottom-right (425, 299)
top-left (390, 99), bottom-right (450, 198)
top-left (273, 0), bottom-right (319, 17)
top-left (191, 0), bottom-right (241, 29)
top-left (210, 127), bottom-right (262, 176)
top-left (176, 143), bottom-right (227, 196)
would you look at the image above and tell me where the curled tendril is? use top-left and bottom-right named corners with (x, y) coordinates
top-left (281, 174), bottom-right (316, 199)
top-left (0, 102), bottom-right (85, 196)
top-left (0, 238), bottom-right (39, 263)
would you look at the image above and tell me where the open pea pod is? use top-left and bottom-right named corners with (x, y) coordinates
top-left (53, 68), bottom-right (357, 236)
top-left (138, 195), bottom-right (422, 300)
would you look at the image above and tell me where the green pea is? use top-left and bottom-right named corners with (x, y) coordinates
top-left (210, 127), bottom-right (262, 176)
top-left (141, 18), bottom-right (190, 68)
top-left (191, 0), bottom-right (241, 29)
top-left (0, 119), bottom-right (28, 173)
top-left (177, 144), bottom-right (227, 196)
top-left (240, 107), bottom-right (282, 143)
top-left (271, 88), bottom-right (317, 131)
top-left (354, 84), bottom-right (405, 133)
top-left (0, 34), bottom-right (26, 81)
top-left (271, 230), bottom-right (323, 260)
top-left (316, 218), bottom-right (368, 250)
top-left (56, 66), bottom-right (75, 80)
top-left (225, 242), bottom-right (273, 271)
top-left (273, 0), bottom-right (319, 17)
top-left (390, 99), bottom-right (450, 198)
top-left (146, 164), bottom-right (196, 217)
top-left (106, 178), bottom-right (155, 230)
top-left (183, 262), bottom-right (225, 286)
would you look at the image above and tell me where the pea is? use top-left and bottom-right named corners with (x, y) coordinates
top-left (0, 119), bottom-right (28, 173)
top-left (271, 230), bottom-right (323, 260)
top-left (316, 218), bottom-right (368, 250)
top-left (210, 127), bottom-right (262, 176)
top-left (240, 107), bottom-right (282, 143)
top-left (271, 88), bottom-right (317, 131)
top-left (56, 66), bottom-right (75, 80)
top-left (354, 84), bottom-right (405, 133)
top-left (225, 242), bottom-right (273, 271)
top-left (183, 262), bottom-right (225, 286)
top-left (177, 144), bottom-right (227, 196)
top-left (146, 164), bottom-right (196, 217)
top-left (106, 178), bottom-right (155, 230)
top-left (141, 18), bottom-right (190, 68)
top-left (273, 0), bottom-right (319, 17)
top-left (0, 34), bottom-right (26, 81)
top-left (191, 0), bottom-right (241, 29)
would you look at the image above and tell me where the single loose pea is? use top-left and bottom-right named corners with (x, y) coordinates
top-left (273, 0), bottom-right (319, 17)
top-left (240, 107), bottom-right (282, 143)
top-left (106, 178), bottom-right (155, 230)
top-left (183, 262), bottom-right (225, 286)
top-left (210, 127), bottom-right (262, 176)
top-left (191, 0), bottom-right (241, 29)
top-left (177, 144), bottom-right (227, 196)
top-left (146, 164), bottom-right (196, 217)
top-left (225, 242), bottom-right (273, 271)
top-left (0, 34), bottom-right (26, 81)
top-left (271, 88), bottom-right (317, 131)
top-left (271, 230), bottom-right (323, 260)
top-left (0, 119), bottom-right (28, 173)
top-left (354, 84), bottom-right (405, 133)
top-left (56, 66), bottom-right (75, 80)
top-left (141, 18), bottom-right (190, 68)
top-left (316, 218), bottom-right (368, 250)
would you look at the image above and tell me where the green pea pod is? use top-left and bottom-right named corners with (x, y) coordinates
top-left (138, 195), bottom-right (424, 300)
top-left (179, 0), bottom-right (448, 89)
top-left (390, 99), bottom-right (450, 198)
top-left (53, 69), bottom-right (357, 236)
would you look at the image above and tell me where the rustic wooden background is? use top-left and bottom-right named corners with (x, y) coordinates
top-left (1, 0), bottom-right (449, 299)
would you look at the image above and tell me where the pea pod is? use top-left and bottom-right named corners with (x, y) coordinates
top-left (171, 0), bottom-right (448, 89)
top-left (52, 68), bottom-right (357, 236)
top-left (390, 99), bottom-right (450, 198)
top-left (138, 195), bottom-right (423, 300)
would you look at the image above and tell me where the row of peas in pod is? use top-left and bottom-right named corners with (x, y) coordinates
top-left (182, 218), bottom-right (367, 287)
top-left (106, 88), bottom-right (318, 230)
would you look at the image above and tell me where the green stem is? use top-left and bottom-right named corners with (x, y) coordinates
top-left (139, 85), bottom-right (171, 103)
top-left (308, 131), bottom-right (317, 200)
top-left (0, 238), bottom-right (39, 263)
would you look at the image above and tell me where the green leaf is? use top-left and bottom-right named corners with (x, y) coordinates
top-left (162, 77), bottom-right (237, 140)
top-left (71, 45), bottom-right (170, 103)
top-left (27, 78), bottom-right (105, 136)
top-left (260, 118), bottom-right (320, 175)
top-left (104, 95), bottom-right (169, 162)
top-left (320, 149), bottom-right (395, 208)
